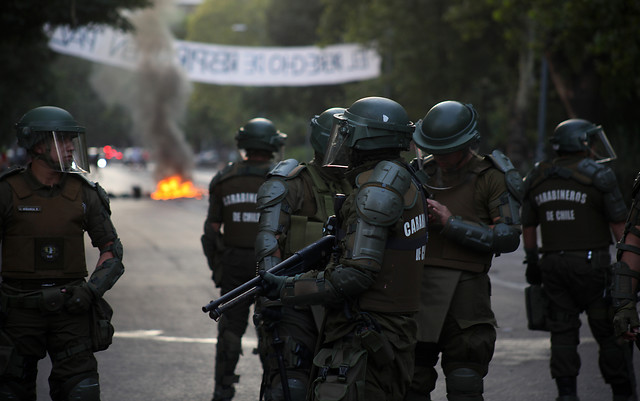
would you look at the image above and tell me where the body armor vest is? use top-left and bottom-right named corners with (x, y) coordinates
top-left (284, 164), bottom-right (351, 258)
top-left (216, 161), bottom-right (272, 248)
top-left (527, 160), bottom-right (613, 251)
top-left (424, 157), bottom-right (494, 272)
top-left (353, 166), bottom-right (427, 313)
top-left (2, 173), bottom-right (87, 279)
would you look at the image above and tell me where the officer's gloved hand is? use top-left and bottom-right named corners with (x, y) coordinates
top-left (613, 301), bottom-right (640, 340)
top-left (64, 284), bottom-right (95, 314)
top-left (258, 270), bottom-right (286, 300)
top-left (525, 249), bottom-right (542, 285)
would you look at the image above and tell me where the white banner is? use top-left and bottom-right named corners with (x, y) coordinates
top-left (48, 25), bottom-right (381, 86)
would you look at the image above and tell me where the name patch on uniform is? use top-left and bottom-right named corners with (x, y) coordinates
top-left (535, 189), bottom-right (587, 206)
top-left (18, 205), bottom-right (41, 212)
top-left (232, 211), bottom-right (260, 223)
top-left (223, 192), bottom-right (257, 206)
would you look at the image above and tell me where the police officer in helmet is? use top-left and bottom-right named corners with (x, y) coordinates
top-left (260, 96), bottom-right (428, 400)
top-left (407, 100), bottom-right (523, 401)
top-left (254, 107), bottom-right (351, 401)
top-left (611, 171), bottom-right (640, 347)
top-left (0, 106), bottom-right (124, 400)
top-left (521, 118), bottom-right (634, 401)
top-left (201, 117), bottom-right (286, 401)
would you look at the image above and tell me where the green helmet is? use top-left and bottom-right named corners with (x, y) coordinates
top-left (413, 101), bottom-right (480, 154)
top-left (323, 97), bottom-right (414, 167)
top-left (235, 118), bottom-right (287, 153)
top-left (309, 107), bottom-right (345, 156)
top-left (550, 119), bottom-right (597, 153)
top-left (15, 106), bottom-right (90, 173)
top-left (15, 106), bottom-right (85, 150)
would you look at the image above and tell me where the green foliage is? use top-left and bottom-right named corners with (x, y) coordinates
top-left (185, 0), bottom-right (345, 159)
top-left (0, 0), bottom-right (150, 149)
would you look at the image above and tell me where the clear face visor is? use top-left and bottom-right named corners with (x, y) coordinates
top-left (51, 131), bottom-right (90, 173)
top-left (322, 115), bottom-right (352, 168)
top-left (587, 126), bottom-right (617, 163)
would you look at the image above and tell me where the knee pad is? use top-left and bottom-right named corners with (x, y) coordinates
top-left (63, 375), bottom-right (100, 401)
top-left (445, 368), bottom-right (483, 401)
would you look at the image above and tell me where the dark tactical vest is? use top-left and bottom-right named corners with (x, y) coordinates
top-left (424, 157), bottom-right (495, 272)
top-left (525, 159), bottom-right (613, 252)
top-left (214, 161), bottom-right (272, 248)
top-left (2, 173), bottom-right (88, 279)
top-left (283, 163), bottom-right (351, 258)
top-left (348, 164), bottom-right (427, 313)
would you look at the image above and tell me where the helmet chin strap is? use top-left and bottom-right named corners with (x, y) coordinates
top-left (33, 140), bottom-right (63, 172)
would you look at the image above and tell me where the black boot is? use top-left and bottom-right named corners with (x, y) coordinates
top-left (555, 376), bottom-right (578, 401)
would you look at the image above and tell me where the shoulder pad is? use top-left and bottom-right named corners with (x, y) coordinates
top-left (577, 159), bottom-right (617, 192)
top-left (0, 165), bottom-right (25, 181)
top-left (487, 150), bottom-right (524, 201)
top-left (73, 175), bottom-right (111, 213)
top-left (356, 184), bottom-right (405, 226)
top-left (487, 150), bottom-right (515, 173)
top-left (256, 178), bottom-right (288, 209)
top-left (268, 158), bottom-right (300, 178)
top-left (355, 161), bottom-right (415, 226)
top-left (363, 160), bottom-right (412, 195)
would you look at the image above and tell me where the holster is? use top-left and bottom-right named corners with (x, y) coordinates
top-left (525, 284), bottom-right (549, 331)
top-left (91, 297), bottom-right (115, 352)
top-left (356, 327), bottom-right (394, 367)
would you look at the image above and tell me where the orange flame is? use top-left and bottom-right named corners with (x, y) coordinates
top-left (151, 175), bottom-right (205, 200)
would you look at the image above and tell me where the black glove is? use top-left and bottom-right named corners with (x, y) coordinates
top-left (525, 249), bottom-right (542, 285)
top-left (64, 284), bottom-right (95, 314)
top-left (258, 270), bottom-right (287, 300)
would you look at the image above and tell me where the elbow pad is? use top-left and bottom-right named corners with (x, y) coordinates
top-left (87, 258), bottom-right (124, 297)
top-left (611, 261), bottom-right (640, 307)
top-left (442, 216), bottom-right (521, 254)
top-left (88, 238), bottom-right (124, 297)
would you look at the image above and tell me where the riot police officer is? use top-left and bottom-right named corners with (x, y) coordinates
top-left (407, 100), bottom-right (523, 401)
top-left (254, 107), bottom-right (352, 401)
top-left (0, 106), bottom-right (124, 400)
top-left (260, 96), bottom-right (427, 400)
top-left (521, 119), bottom-right (634, 401)
top-left (612, 171), bottom-right (640, 345)
top-left (201, 117), bottom-right (286, 401)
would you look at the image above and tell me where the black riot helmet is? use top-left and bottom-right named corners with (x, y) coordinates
top-left (15, 106), bottom-right (90, 173)
top-left (235, 118), bottom-right (287, 154)
top-left (550, 119), bottom-right (616, 162)
top-left (413, 101), bottom-right (480, 154)
top-left (323, 97), bottom-right (414, 167)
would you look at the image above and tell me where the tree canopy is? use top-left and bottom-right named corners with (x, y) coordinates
top-left (2, 0), bottom-right (639, 195)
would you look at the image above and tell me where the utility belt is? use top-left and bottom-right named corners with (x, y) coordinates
top-left (542, 247), bottom-right (610, 264)
top-left (0, 279), bottom-right (84, 312)
top-left (0, 279), bottom-right (115, 353)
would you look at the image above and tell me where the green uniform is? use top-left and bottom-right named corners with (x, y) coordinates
top-left (255, 160), bottom-right (351, 401)
top-left (410, 153), bottom-right (520, 401)
top-left (0, 166), bottom-right (119, 401)
top-left (278, 159), bottom-right (427, 401)
top-left (203, 159), bottom-right (273, 401)
top-left (521, 155), bottom-right (633, 392)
